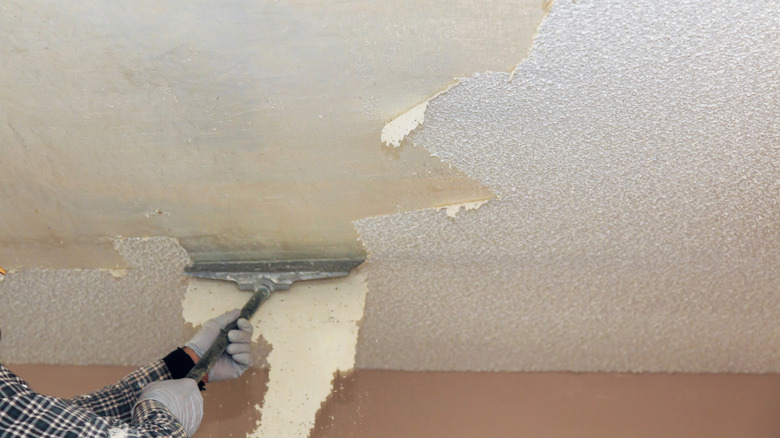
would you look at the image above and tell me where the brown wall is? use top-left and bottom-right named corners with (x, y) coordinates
top-left (8, 364), bottom-right (780, 438)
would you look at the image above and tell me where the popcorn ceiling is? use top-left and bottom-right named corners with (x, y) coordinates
top-left (0, 237), bottom-right (192, 365)
top-left (355, 0), bottom-right (780, 372)
top-left (0, 0), bottom-right (777, 377)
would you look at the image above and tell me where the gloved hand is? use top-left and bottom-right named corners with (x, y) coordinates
top-left (185, 308), bottom-right (254, 382)
top-left (135, 379), bottom-right (203, 437)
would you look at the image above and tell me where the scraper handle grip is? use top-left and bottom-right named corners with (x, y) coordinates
top-left (185, 286), bottom-right (271, 383)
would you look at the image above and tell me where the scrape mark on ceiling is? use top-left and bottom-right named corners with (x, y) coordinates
top-left (182, 272), bottom-right (367, 438)
top-left (354, 0), bottom-right (780, 373)
top-left (0, 0), bottom-right (545, 269)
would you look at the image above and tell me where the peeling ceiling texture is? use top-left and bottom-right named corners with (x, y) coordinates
top-left (357, 0), bottom-right (780, 372)
top-left (1, 0), bottom-right (779, 377)
top-left (0, 0), bottom-right (541, 268)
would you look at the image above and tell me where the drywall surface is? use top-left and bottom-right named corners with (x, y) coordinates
top-left (355, 0), bottom-right (780, 372)
top-left (311, 371), bottom-right (780, 438)
top-left (0, 0), bottom-right (548, 268)
top-left (0, 237), bottom-right (191, 365)
top-left (10, 365), bottom-right (780, 438)
top-left (182, 272), bottom-right (367, 438)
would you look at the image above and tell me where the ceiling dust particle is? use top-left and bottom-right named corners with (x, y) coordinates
top-left (108, 428), bottom-right (129, 438)
top-left (144, 208), bottom-right (170, 218)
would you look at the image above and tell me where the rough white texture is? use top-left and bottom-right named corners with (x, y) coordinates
top-left (182, 273), bottom-right (367, 438)
top-left (0, 237), bottom-right (191, 365)
top-left (355, 0), bottom-right (780, 372)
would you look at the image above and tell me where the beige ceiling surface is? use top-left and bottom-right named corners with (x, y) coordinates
top-left (2, 0), bottom-right (779, 374)
top-left (0, 0), bottom-right (546, 268)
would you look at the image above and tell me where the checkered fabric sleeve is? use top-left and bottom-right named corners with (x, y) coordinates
top-left (0, 351), bottom-right (194, 437)
top-left (68, 359), bottom-right (172, 421)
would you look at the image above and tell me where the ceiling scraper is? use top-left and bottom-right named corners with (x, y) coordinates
top-left (183, 258), bottom-right (364, 382)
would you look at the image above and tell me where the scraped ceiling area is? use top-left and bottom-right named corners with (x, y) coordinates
top-left (0, 0), bottom-right (546, 268)
top-left (1, 0), bottom-right (779, 375)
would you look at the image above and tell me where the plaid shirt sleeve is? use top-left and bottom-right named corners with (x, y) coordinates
top-left (0, 351), bottom-right (194, 438)
top-left (68, 359), bottom-right (171, 421)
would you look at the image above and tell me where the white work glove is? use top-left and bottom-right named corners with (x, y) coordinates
top-left (135, 379), bottom-right (203, 437)
top-left (185, 308), bottom-right (254, 382)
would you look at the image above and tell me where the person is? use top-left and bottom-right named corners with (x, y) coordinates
top-left (0, 309), bottom-right (253, 437)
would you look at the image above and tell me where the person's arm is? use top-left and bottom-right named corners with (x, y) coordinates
top-left (69, 348), bottom-right (195, 421)
top-left (126, 399), bottom-right (189, 437)
top-left (131, 378), bottom-right (203, 437)
top-left (0, 365), bottom-right (192, 438)
top-left (69, 309), bottom-right (252, 435)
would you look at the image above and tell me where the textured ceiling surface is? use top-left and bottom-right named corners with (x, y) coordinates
top-left (0, 0), bottom-right (544, 268)
top-left (355, 0), bottom-right (779, 372)
top-left (0, 238), bottom-right (193, 366)
top-left (1, 0), bottom-right (779, 373)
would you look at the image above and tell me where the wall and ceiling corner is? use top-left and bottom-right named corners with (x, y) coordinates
top-left (1, 1), bottom-right (778, 437)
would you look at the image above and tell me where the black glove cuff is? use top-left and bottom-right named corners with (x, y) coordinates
top-left (163, 348), bottom-right (208, 391)
top-left (163, 347), bottom-right (195, 379)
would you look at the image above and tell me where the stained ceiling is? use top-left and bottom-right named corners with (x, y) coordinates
top-left (1, 0), bottom-right (779, 375)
